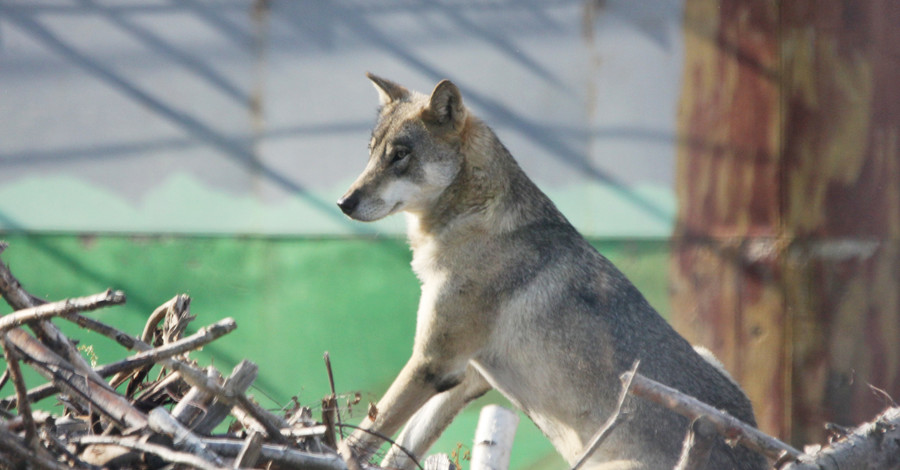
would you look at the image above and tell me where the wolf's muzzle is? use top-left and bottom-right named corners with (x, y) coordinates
top-left (337, 193), bottom-right (360, 216)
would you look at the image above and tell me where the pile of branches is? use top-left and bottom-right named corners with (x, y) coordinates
top-left (3, 238), bottom-right (900, 470)
top-left (0, 242), bottom-right (351, 470)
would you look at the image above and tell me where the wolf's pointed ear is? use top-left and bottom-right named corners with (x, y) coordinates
top-left (367, 72), bottom-right (409, 106)
top-left (424, 79), bottom-right (466, 130)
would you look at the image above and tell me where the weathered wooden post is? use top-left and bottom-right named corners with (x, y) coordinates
top-left (672, 0), bottom-right (900, 445)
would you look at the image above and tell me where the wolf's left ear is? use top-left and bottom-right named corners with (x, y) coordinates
top-left (424, 79), bottom-right (466, 130)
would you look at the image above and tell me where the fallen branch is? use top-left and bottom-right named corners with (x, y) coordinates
top-left (193, 360), bottom-right (260, 435)
top-left (0, 252), bottom-right (104, 387)
top-left (7, 327), bottom-right (149, 430)
top-left (0, 243), bottom-right (334, 470)
top-left (148, 407), bottom-right (225, 466)
top-left (204, 437), bottom-right (349, 470)
top-left (1, 318), bottom-right (237, 409)
top-left (779, 406), bottom-right (900, 470)
top-left (73, 435), bottom-right (231, 470)
top-left (620, 369), bottom-right (803, 462)
top-left (0, 289), bottom-right (126, 332)
top-left (0, 334), bottom-right (38, 449)
top-left (169, 359), bottom-right (289, 442)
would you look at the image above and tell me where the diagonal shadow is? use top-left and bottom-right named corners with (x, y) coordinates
top-left (430, 2), bottom-right (571, 94)
top-left (173, 0), bottom-right (257, 52)
top-left (3, 9), bottom-right (375, 236)
top-left (74, 0), bottom-right (251, 107)
top-left (328, 3), bottom-right (673, 225)
top-left (0, 121), bottom-right (374, 169)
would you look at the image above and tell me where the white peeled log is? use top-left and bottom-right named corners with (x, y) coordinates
top-left (470, 405), bottom-right (519, 470)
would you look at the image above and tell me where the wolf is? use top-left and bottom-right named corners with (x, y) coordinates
top-left (336, 74), bottom-right (766, 470)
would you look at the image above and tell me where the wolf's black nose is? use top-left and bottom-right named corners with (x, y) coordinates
top-left (337, 194), bottom-right (359, 215)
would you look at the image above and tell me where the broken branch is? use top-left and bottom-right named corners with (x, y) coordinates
top-left (0, 289), bottom-right (126, 333)
top-left (620, 369), bottom-right (803, 461)
top-left (779, 406), bottom-right (900, 470)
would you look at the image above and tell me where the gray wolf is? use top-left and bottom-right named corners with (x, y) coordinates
top-left (336, 74), bottom-right (766, 469)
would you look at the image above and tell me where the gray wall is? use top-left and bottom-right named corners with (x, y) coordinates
top-left (1, 0), bottom-right (683, 237)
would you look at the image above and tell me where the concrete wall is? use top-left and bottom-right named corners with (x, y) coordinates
top-left (1, 0), bottom-right (683, 237)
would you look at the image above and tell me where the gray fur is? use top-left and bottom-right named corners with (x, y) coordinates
top-left (337, 75), bottom-right (766, 470)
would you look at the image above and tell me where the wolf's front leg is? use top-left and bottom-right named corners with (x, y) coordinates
top-left (339, 354), bottom-right (470, 466)
top-left (381, 364), bottom-right (491, 470)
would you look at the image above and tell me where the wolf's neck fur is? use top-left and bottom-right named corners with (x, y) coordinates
top-left (406, 117), bottom-right (564, 251)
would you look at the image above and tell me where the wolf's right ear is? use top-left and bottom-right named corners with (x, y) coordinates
top-left (367, 72), bottom-right (409, 106)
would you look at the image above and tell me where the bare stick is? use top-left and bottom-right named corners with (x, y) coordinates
top-left (324, 351), bottom-right (344, 438)
top-left (204, 437), bottom-right (350, 470)
top-left (60, 310), bottom-right (138, 350)
top-left (571, 360), bottom-right (639, 470)
top-left (0, 290), bottom-right (126, 332)
top-left (168, 359), bottom-right (288, 442)
top-left (0, 335), bottom-right (37, 449)
top-left (172, 366), bottom-right (220, 427)
top-left (99, 318), bottom-right (236, 377)
top-left (0, 249), bottom-right (108, 391)
top-left (73, 435), bottom-right (231, 470)
top-left (674, 418), bottom-right (716, 470)
top-left (149, 407), bottom-right (225, 466)
top-left (193, 360), bottom-right (260, 435)
top-left (1, 318), bottom-right (237, 409)
top-left (234, 431), bottom-right (264, 468)
top-left (780, 406), bottom-right (900, 470)
top-left (6, 327), bottom-right (148, 430)
top-left (621, 370), bottom-right (802, 461)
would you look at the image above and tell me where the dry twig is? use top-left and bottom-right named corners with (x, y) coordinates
top-left (570, 360), bottom-right (640, 470)
top-left (780, 406), bottom-right (900, 470)
top-left (620, 369), bottom-right (803, 462)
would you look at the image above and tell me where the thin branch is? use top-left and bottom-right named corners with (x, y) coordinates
top-left (167, 358), bottom-right (289, 442)
top-left (6, 327), bottom-right (149, 430)
top-left (192, 360), bottom-right (259, 435)
top-left (204, 437), bottom-right (350, 470)
top-left (780, 406), bottom-right (900, 470)
top-left (324, 351), bottom-right (344, 437)
top-left (0, 335), bottom-right (37, 449)
top-left (72, 435), bottom-right (231, 470)
top-left (148, 407), bottom-right (225, 466)
top-left (0, 289), bottom-right (126, 332)
top-left (0, 249), bottom-right (108, 391)
top-left (621, 369), bottom-right (803, 461)
top-left (1, 318), bottom-right (237, 409)
top-left (571, 360), bottom-right (640, 470)
top-left (59, 310), bottom-right (137, 350)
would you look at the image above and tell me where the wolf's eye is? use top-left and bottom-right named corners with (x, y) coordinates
top-left (390, 148), bottom-right (411, 164)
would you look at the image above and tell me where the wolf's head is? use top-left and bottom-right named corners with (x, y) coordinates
top-left (337, 74), bottom-right (469, 222)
